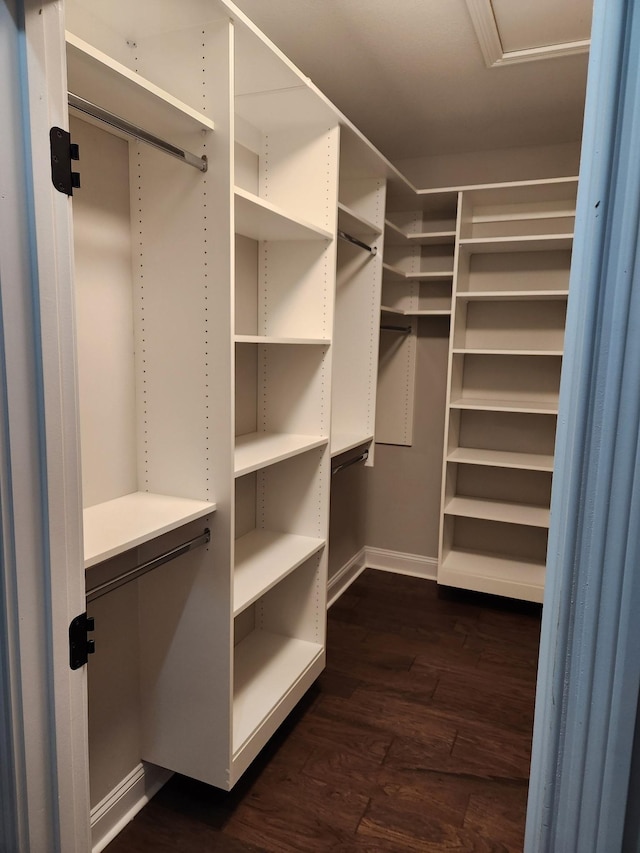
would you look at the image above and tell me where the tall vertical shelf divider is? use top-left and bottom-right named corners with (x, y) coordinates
top-left (331, 129), bottom-right (387, 463)
top-left (438, 178), bottom-right (578, 602)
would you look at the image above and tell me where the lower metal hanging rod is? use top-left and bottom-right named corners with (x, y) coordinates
top-left (68, 93), bottom-right (208, 173)
top-left (332, 448), bottom-right (369, 476)
top-left (380, 324), bottom-right (412, 334)
top-left (338, 229), bottom-right (377, 255)
top-left (86, 528), bottom-right (211, 603)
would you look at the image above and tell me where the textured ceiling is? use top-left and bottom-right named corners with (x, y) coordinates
top-left (230, 0), bottom-right (590, 164)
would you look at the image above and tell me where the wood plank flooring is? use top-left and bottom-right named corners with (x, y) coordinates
top-left (106, 569), bottom-right (541, 852)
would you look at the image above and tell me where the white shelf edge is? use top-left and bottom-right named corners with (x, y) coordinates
top-left (452, 348), bottom-right (564, 357)
top-left (234, 187), bottom-right (333, 241)
top-left (233, 530), bottom-right (325, 616)
top-left (447, 447), bottom-right (555, 472)
top-left (456, 290), bottom-right (570, 301)
top-left (439, 548), bottom-right (545, 602)
top-left (83, 492), bottom-right (216, 569)
top-left (234, 432), bottom-right (328, 477)
top-left (382, 262), bottom-right (454, 281)
top-left (381, 305), bottom-right (451, 317)
top-left (66, 32), bottom-right (215, 133)
top-left (330, 433), bottom-right (373, 457)
top-left (444, 496), bottom-right (550, 528)
top-left (459, 234), bottom-right (574, 253)
top-left (235, 335), bottom-right (330, 345)
top-left (449, 396), bottom-right (559, 415)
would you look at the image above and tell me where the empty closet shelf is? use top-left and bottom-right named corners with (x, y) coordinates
top-left (447, 447), bottom-right (555, 472)
top-left (383, 262), bottom-right (453, 281)
top-left (66, 32), bottom-right (215, 139)
top-left (444, 496), bottom-right (550, 528)
top-left (456, 290), bottom-right (570, 301)
top-left (330, 433), bottom-right (373, 457)
top-left (235, 335), bottom-right (330, 345)
top-left (382, 305), bottom-right (451, 317)
top-left (234, 530), bottom-right (325, 616)
top-left (440, 549), bottom-right (546, 602)
top-left (234, 432), bottom-right (328, 476)
top-left (83, 492), bottom-right (216, 568)
top-left (337, 202), bottom-right (381, 237)
top-left (235, 188), bottom-right (333, 241)
top-left (233, 630), bottom-right (323, 755)
top-left (451, 348), bottom-right (564, 357)
top-left (384, 219), bottom-right (456, 246)
top-left (449, 396), bottom-right (559, 415)
top-left (458, 235), bottom-right (573, 254)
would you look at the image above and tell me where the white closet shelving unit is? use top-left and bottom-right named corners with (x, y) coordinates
top-left (375, 189), bottom-right (458, 446)
top-left (438, 178), bottom-right (578, 602)
top-left (330, 130), bottom-right (387, 462)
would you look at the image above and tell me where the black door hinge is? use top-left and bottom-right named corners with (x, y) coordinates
top-left (50, 127), bottom-right (80, 196)
top-left (69, 612), bottom-right (95, 670)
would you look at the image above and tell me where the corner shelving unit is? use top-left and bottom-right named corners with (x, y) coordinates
top-left (438, 177), bottom-right (578, 602)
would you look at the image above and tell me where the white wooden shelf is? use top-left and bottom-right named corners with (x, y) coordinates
top-left (383, 262), bottom-right (453, 281)
top-left (83, 492), bottom-right (216, 569)
top-left (447, 447), bottom-right (555, 472)
top-left (234, 530), bottom-right (325, 616)
top-left (235, 335), bottom-right (330, 345)
top-left (459, 235), bottom-right (573, 254)
top-left (449, 396), bottom-right (559, 415)
top-left (382, 305), bottom-right (451, 317)
top-left (234, 432), bottom-right (328, 477)
top-left (444, 496), bottom-right (550, 528)
top-left (440, 549), bottom-right (546, 602)
top-left (66, 32), bottom-right (215, 137)
top-left (330, 432), bottom-right (373, 457)
top-left (452, 348), bottom-right (564, 357)
top-left (456, 290), bottom-right (570, 301)
top-left (384, 219), bottom-right (456, 246)
top-left (337, 202), bottom-right (381, 236)
top-left (235, 188), bottom-right (333, 241)
top-left (233, 629), bottom-right (323, 754)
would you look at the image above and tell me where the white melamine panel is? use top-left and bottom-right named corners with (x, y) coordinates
top-left (83, 492), bottom-right (215, 567)
top-left (71, 118), bottom-right (136, 508)
top-left (382, 281), bottom-right (452, 314)
top-left (236, 336), bottom-right (330, 345)
top-left (447, 515), bottom-right (548, 564)
top-left (447, 447), bottom-right (555, 472)
top-left (338, 177), bottom-right (384, 234)
top-left (458, 250), bottom-right (572, 293)
top-left (258, 242), bottom-right (333, 339)
top-left (234, 530), bottom-right (325, 615)
top-left (452, 299), bottom-right (566, 351)
top-left (235, 188), bottom-right (333, 241)
top-left (440, 549), bottom-right (545, 602)
top-left (450, 353), bottom-right (561, 409)
top-left (235, 234), bottom-right (258, 336)
top-left (258, 447), bottom-right (328, 540)
top-left (234, 24), bottom-right (304, 97)
top-left (454, 409), bottom-right (558, 458)
top-left (444, 496), bottom-right (550, 527)
top-left (383, 262), bottom-right (453, 282)
top-left (451, 460), bottom-right (552, 506)
top-left (66, 33), bottom-right (215, 142)
top-left (331, 433), bottom-right (374, 457)
top-left (375, 319), bottom-right (417, 446)
top-left (232, 629), bottom-right (323, 754)
top-left (459, 235), bottom-right (573, 253)
top-left (258, 345), bottom-right (330, 436)
top-left (457, 290), bottom-right (569, 301)
top-left (337, 202), bottom-right (381, 238)
top-left (235, 86), bottom-right (337, 133)
top-left (234, 433), bottom-right (328, 477)
top-left (450, 398), bottom-right (558, 414)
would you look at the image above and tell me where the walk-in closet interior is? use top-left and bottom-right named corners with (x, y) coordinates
top-left (21, 0), bottom-right (591, 847)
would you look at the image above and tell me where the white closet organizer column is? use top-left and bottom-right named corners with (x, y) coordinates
top-left (331, 129), bottom-right (387, 462)
top-left (64, 0), bottom-right (236, 832)
top-left (438, 178), bottom-right (578, 602)
top-left (376, 189), bottom-right (458, 446)
top-left (231, 17), bottom-right (339, 788)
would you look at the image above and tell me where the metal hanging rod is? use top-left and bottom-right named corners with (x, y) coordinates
top-left (380, 324), bottom-right (412, 334)
top-left (86, 528), bottom-right (211, 603)
top-left (68, 93), bottom-right (208, 173)
top-left (331, 448), bottom-right (369, 476)
top-left (337, 229), bottom-right (377, 255)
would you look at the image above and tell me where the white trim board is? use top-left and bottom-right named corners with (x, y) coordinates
top-left (91, 763), bottom-right (172, 853)
top-left (364, 547), bottom-right (438, 581)
top-left (327, 548), bottom-right (367, 608)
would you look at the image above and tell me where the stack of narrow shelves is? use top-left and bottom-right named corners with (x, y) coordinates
top-left (439, 178), bottom-right (578, 602)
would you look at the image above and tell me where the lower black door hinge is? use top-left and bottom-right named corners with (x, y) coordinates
top-left (69, 612), bottom-right (95, 670)
top-left (50, 126), bottom-right (80, 195)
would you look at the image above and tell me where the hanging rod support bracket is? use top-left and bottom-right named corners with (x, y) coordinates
top-left (50, 126), bottom-right (81, 195)
top-left (69, 612), bottom-right (95, 670)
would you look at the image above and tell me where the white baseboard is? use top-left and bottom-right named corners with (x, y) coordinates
top-left (328, 546), bottom-right (438, 608)
top-left (364, 546), bottom-right (438, 581)
top-left (91, 762), bottom-right (172, 853)
top-left (327, 547), bottom-right (367, 608)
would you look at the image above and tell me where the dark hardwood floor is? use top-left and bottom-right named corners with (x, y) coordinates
top-left (106, 569), bottom-right (542, 852)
